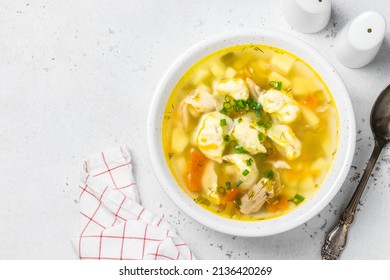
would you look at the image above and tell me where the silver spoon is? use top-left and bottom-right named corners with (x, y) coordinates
top-left (321, 83), bottom-right (390, 260)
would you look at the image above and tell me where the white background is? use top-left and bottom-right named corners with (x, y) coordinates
top-left (0, 0), bottom-right (389, 260)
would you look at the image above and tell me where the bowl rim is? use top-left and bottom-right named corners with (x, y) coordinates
top-left (147, 28), bottom-right (356, 237)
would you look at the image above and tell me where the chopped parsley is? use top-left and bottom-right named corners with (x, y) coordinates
top-left (234, 145), bottom-right (245, 154)
top-left (264, 169), bottom-right (274, 179)
top-left (225, 181), bottom-right (232, 189)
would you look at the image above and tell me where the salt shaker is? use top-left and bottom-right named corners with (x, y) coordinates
top-left (334, 11), bottom-right (386, 68)
top-left (282, 0), bottom-right (331, 33)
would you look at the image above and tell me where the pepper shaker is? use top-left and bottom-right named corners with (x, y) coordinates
top-left (282, 0), bottom-right (332, 33)
top-left (334, 11), bottom-right (386, 68)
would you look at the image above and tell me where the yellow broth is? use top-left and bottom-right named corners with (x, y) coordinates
top-left (162, 44), bottom-right (339, 221)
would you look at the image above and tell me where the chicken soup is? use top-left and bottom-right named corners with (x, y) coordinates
top-left (162, 44), bottom-right (339, 221)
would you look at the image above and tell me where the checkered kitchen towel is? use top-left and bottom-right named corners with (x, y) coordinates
top-left (71, 146), bottom-right (194, 260)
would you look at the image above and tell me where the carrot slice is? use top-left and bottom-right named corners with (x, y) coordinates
top-left (300, 95), bottom-right (318, 109)
top-left (186, 150), bottom-right (208, 192)
top-left (274, 195), bottom-right (290, 211)
top-left (221, 188), bottom-right (240, 205)
top-left (266, 195), bottom-right (290, 212)
top-left (266, 203), bottom-right (277, 213)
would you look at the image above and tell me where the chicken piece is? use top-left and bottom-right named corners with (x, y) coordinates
top-left (246, 78), bottom-right (264, 100)
top-left (221, 154), bottom-right (258, 191)
top-left (240, 177), bottom-right (281, 215)
top-left (214, 78), bottom-right (249, 100)
top-left (193, 112), bottom-right (233, 163)
top-left (258, 89), bottom-right (300, 124)
top-left (267, 124), bottom-right (302, 160)
top-left (179, 88), bottom-right (217, 129)
top-left (231, 117), bottom-right (267, 155)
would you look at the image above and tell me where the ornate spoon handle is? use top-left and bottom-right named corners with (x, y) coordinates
top-left (321, 140), bottom-right (384, 260)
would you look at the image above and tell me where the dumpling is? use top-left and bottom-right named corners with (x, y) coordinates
top-left (258, 89), bottom-right (300, 124)
top-left (183, 88), bottom-right (217, 113)
top-left (179, 88), bottom-right (217, 129)
top-left (214, 78), bottom-right (249, 100)
top-left (193, 112), bottom-right (233, 162)
top-left (231, 117), bottom-right (267, 155)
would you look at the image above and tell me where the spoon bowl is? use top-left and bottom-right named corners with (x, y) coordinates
top-left (371, 83), bottom-right (390, 142)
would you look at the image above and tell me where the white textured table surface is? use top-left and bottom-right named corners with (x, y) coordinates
top-left (0, 0), bottom-right (389, 260)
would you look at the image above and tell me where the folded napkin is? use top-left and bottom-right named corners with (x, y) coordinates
top-left (71, 146), bottom-right (194, 260)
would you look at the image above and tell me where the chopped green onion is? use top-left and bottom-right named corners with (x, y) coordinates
top-left (224, 95), bottom-right (231, 102)
top-left (288, 194), bottom-right (305, 205)
top-left (225, 181), bottom-right (232, 189)
top-left (228, 140), bottom-right (237, 148)
top-left (236, 100), bottom-right (245, 109)
top-left (223, 102), bottom-right (232, 109)
top-left (242, 169), bottom-right (250, 176)
top-left (238, 117), bottom-right (243, 123)
top-left (257, 120), bottom-right (265, 126)
top-left (255, 109), bottom-right (262, 117)
top-left (264, 120), bottom-right (273, 129)
top-left (217, 186), bottom-right (226, 195)
top-left (270, 81), bottom-right (282, 90)
top-left (220, 119), bottom-right (227, 126)
top-left (220, 107), bottom-right (228, 115)
top-left (258, 133), bottom-right (264, 141)
top-left (245, 158), bottom-right (252, 166)
top-left (264, 169), bottom-right (274, 179)
top-left (234, 145), bottom-right (245, 154)
top-left (247, 99), bottom-right (256, 108)
top-left (233, 104), bottom-right (239, 112)
top-left (223, 135), bottom-right (230, 142)
top-left (235, 179), bottom-right (243, 187)
top-left (194, 196), bottom-right (210, 207)
top-left (236, 198), bottom-right (242, 206)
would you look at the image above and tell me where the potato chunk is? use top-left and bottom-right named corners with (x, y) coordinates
top-left (215, 79), bottom-right (249, 100)
top-left (270, 53), bottom-right (295, 76)
top-left (171, 126), bottom-right (189, 153)
top-left (258, 89), bottom-right (300, 124)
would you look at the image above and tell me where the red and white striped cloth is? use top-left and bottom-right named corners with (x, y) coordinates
top-left (71, 146), bottom-right (194, 260)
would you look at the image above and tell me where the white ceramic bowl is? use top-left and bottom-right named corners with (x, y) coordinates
top-left (147, 29), bottom-right (356, 237)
